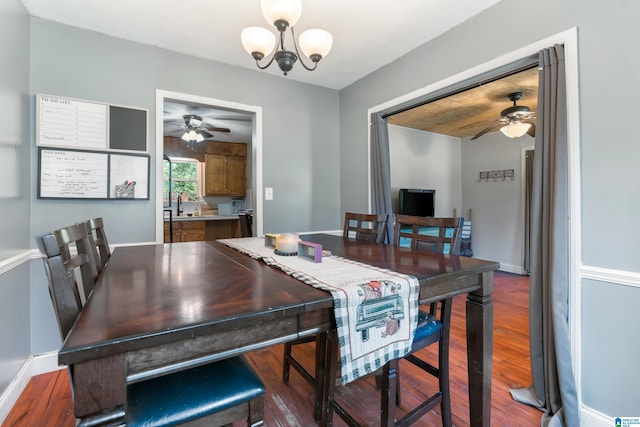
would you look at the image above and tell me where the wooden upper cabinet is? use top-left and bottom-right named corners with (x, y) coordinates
top-left (204, 142), bottom-right (247, 197)
top-left (205, 154), bottom-right (228, 196)
top-left (226, 156), bottom-right (247, 196)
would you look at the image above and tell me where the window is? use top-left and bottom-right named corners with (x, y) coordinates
top-left (164, 157), bottom-right (204, 202)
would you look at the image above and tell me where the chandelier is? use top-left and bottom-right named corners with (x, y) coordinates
top-left (241, 0), bottom-right (333, 76)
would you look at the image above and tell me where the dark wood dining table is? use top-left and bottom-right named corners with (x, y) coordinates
top-left (59, 235), bottom-right (498, 427)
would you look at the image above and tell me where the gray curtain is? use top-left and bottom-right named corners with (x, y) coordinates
top-left (510, 44), bottom-right (578, 427)
top-left (370, 113), bottom-right (394, 243)
top-left (523, 149), bottom-right (534, 274)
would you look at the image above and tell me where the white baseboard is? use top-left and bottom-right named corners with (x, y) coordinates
top-left (0, 351), bottom-right (62, 425)
top-left (580, 404), bottom-right (612, 427)
top-left (497, 262), bottom-right (524, 275)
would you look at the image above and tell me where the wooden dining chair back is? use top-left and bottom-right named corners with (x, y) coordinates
top-left (37, 232), bottom-right (85, 339)
top-left (343, 212), bottom-right (388, 243)
top-left (393, 214), bottom-right (463, 255)
top-left (53, 223), bottom-right (99, 304)
top-left (38, 230), bottom-right (267, 427)
top-left (84, 217), bottom-right (111, 274)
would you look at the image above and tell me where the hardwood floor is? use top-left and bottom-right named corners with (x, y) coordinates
top-left (2, 272), bottom-right (540, 427)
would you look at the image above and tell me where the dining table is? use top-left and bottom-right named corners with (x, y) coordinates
top-left (58, 234), bottom-right (498, 427)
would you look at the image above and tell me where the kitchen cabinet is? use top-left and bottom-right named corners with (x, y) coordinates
top-left (164, 220), bottom-right (205, 243)
top-left (204, 143), bottom-right (247, 197)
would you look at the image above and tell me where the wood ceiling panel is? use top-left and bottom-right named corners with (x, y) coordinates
top-left (388, 67), bottom-right (539, 139)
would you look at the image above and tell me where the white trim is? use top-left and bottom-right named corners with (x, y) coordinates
top-left (580, 404), bottom-right (612, 427)
top-left (581, 265), bottom-right (640, 288)
top-left (155, 90), bottom-right (265, 242)
top-left (366, 26), bottom-right (582, 411)
top-left (0, 352), bottom-right (62, 425)
top-left (498, 263), bottom-right (524, 275)
top-left (0, 250), bottom-right (37, 274)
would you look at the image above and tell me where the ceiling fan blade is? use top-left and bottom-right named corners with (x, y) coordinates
top-left (471, 122), bottom-right (506, 141)
top-left (200, 130), bottom-right (214, 139)
top-left (205, 126), bottom-right (231, 133)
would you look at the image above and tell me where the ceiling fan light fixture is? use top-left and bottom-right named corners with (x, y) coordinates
top-left (500, 121), bottom-right (531, 138)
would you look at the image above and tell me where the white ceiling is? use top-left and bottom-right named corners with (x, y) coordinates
top-left (19, 0), bottom-right (502, 90)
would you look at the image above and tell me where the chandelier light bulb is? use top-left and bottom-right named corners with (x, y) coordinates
top-left (241, 27), bottom-right (276, 59)
top-left (261, 0), bottom-right (302, 27)
top-left (299, 29), bottom-right (333, 61)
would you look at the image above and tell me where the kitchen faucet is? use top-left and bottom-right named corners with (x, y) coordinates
top-left (177, 195), bottom-right (183, 216)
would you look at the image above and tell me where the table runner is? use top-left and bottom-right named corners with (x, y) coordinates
top-left (218, 237), bottom-right (419, 385)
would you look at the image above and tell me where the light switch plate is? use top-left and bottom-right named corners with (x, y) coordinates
top-left (265, 187), bottom-right (273, 200)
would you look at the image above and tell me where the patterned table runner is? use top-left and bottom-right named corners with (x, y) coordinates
top-left (218, 237), bottom-right (419, 384)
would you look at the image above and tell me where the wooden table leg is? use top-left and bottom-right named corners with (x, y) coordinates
top-left (72, 354), bottom-right (126, 426)
top-left (314, 331), bottom-right (328, 422)
top-left (466, 271), bottom-right (494, 427)
top-left (321, 329), bottom-right (340, 427)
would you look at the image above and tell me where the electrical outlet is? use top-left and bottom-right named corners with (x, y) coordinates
top-left (265, 187), bottom-right (273, 200)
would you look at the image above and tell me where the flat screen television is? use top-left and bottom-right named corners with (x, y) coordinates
top-left (399, 189), bottom-right (435, 217)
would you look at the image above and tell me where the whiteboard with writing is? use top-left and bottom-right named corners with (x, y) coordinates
top-left (38, 95), bottom-right (108, 150)
top-left (39, 149), bottom-right (108, 199)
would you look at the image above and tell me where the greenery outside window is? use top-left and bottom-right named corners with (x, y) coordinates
top-left (164, 157), bottom-right (204, 202)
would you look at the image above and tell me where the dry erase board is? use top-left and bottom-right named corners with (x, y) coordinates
top-left (38, 148), bottom-right (150, 200)
top-left (36, 94), bottom-right (148, 152)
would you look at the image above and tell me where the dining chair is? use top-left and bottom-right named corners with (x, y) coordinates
top-left (393, 214), bottom-right (463, 255)
top-left (37, 230), bottom-right (267, 427)
top-left (282, 212), bottom-right (388, 421)
top-left (84, 217), bottom-right (111, 274)
top-left (324, 215), bottom-right (459, 426)
top-left (342, 211), bottom-right (389, 243)
top-left (53, 222), bottom-right (100, 304)
top-left (325, 300), bottom-right (453, 427)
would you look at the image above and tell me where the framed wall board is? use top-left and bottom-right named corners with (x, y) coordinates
top-left (36, 94), bottom-right (148, 153)
top-left (38, 148), bottom-right (150, 200)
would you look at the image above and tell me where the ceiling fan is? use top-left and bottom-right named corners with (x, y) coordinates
top-left (471, 92), bottom-right (536, 140)
top-left (169, 114), bottom-right (231, 143)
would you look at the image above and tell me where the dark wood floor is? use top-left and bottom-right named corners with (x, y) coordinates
top-left (2, 272), bottom-right (540, 427)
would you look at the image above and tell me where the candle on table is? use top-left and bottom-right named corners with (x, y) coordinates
top-left (276, 233), bottom-right (299, 253)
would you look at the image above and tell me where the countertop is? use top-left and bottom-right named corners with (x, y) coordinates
top-left (164, 214), bottom-right (239, 222)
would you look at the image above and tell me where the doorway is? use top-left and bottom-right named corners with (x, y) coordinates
top-left (367, 27), bottom-right (582, 406)
top-left (154, 90), bottom-right (264, 242)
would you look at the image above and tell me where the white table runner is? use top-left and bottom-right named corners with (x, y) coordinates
top-left (218, 237), bottom-right (419, 384)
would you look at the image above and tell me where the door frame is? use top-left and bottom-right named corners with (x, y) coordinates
top-left (367, 27), bottom-right (582, 397)
top-left (155, 90), bottom-right (264, 242)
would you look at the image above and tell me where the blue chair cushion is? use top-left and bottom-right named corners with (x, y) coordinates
top-left (126, 356), bottom-right (265, 427)
top-left (411, 310), bottom-right (443, 349)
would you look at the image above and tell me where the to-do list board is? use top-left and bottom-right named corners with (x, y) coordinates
top-left (39, 149), bottom-right (108, 199)
top-left (38, 96), bottom-right (108, 149)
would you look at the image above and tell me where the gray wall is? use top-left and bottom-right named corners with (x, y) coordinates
top-left (338, 0), bottom-right (640, 419)
top-left (461, 132), bottom-right (534, 272)
top-left (28, 18), bottom-right (341, 243)
top-left (388, 125), bottom-right (462, 216)
top-left (0, 0), bottom-right (31, 395)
